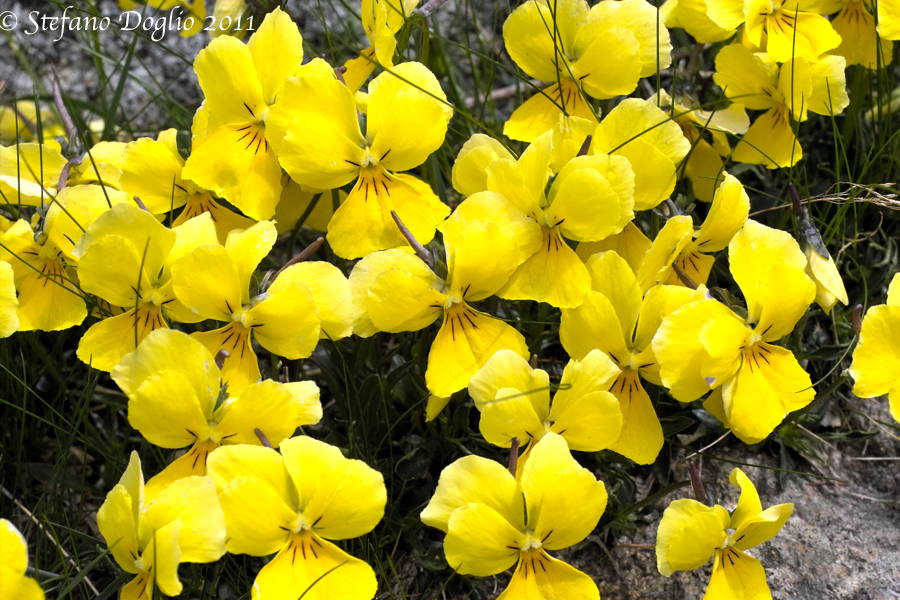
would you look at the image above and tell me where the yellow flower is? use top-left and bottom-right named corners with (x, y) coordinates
top-left (209, 0), bottom-right (247, 37)
top-left (799, 214), bottom-right (848, 314)
top-left (654, 90), bottom-right (750, 202)
top-left (0, 141), bottom-right (66, 206)
top-left (0, 262), bottom-right (18, 338)
top-left (273, 177), bottom-right (340, 234)
top-left (68, 141), bottom-right (128, 190)
top-left (171, 220), bottom-right (354, 392)
top-left (561, 250), bottom-right (702, 463)
top-left (349, 200), bottom-right (537, 398)
top-left (0, 519), bottom-right (44, 600)
top-left (365, 0), bottom-right (418, 65)
top-left (0, 101), bottom-right (65, 144)
top-left (830, 0), bottom-right (893, 67)
top-left (880, 0), bottom-right (900, 39)
top-left (576, 221), bottom-right (652, 272)
top-left (589, 98), bottom-right (692, 211)
top-left (703, 0), bottom-right (842, 62)
top-left (97, 452), bottom-right (226, 600)
top-left (637, 172), bottom-right (750, 289)
top-left (206, 436), bottom-right (386, 600)
top-left (73, 204), bottom-right (219, 371)
top-left (661, 0), bottom-right (737, 43)
top-left (714, 44), bottom-right (849, 168)
top-left (0, 185), bottom-right (127, 331)
top-left (657, 468), bottom-right (793, 600)
top-left (463, 130), bottom-right (635, 307)
top-left (849, 273), bottom-right (900, 422)
top-left (270, 60), bottom-right (452, 259)
top-left (502, 0), bottom-right (671, 142)
top-left (112, 328), bottom-right (322, 495)
top-left (653, 220), bottom-right (817, 443)
top-left (421, 432), bottom-right (607, 599)
top-left (468, 349), bottom-right (623, 455)
top-left (119, 129), bottom-right (254, 242)
top-left (183, 8), bottom-right (304, 219)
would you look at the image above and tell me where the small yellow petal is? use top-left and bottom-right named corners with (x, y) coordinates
top-left (656, 498), bottom-right (729, 576)
top-left (426, 306), bottom-right (529, 398)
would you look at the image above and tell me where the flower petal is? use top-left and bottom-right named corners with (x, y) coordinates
top-left (520, 432), bottom-right (607, 550)
top-left (656, 498), bottom-right (728, 576)
top-left (722, 343), bottom-right (815, 444)
top-left (444, 502), bottom-right (524, 576)
top-left (426, 306), bottom-right (529, 398)
top-left (728, 220), bottom-right (815, 341)
top-left (367, 62), bottom-right (452, 172)
top-left (499, 550), bottom-right (600, 600)
top-left (849, 305), bottom-right (900, 399)
top-left (420, 455), bottom-right (521, 533)
top-left (251, 533), bottom-right (377, 600)
top-left (279, 436), bottom-right (386, 540)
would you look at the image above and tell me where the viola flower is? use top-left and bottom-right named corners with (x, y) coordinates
top-left (349, 197), bottom-right (539, 398)
top-left (0, 100), bottom-right (65, 144)
top-left (848, 273), bottom-right (900, 422)
top-left (657, 468), bottom-right (793, 600)
top-left (112, 328), bottom-right (322, 495)
top-left (703, 0), bottom-right (841, 62)
top-left (73, 204), bottom-right (219, 371)
top-left (171, 220), bottom-right (354, 392)
top-left (714, 44), bottom-right (849, 168)
top-left (273, 177), bottom-right (340, 235)
top-left (97, 452), bottom-right (226, 600)
top-left (830, 0), bottom-right (893, 68)
top-left (502, 0), bottom-right (671, 142)
top-left (421, 432), bottom-right (607, 599)
top-left (575, 220), bottom-right (652, 273)
top-left (0, 141), bottom-right (66, 206)
top-left (468, 349), bottom-right (623, 457)
top-left (119, 129), bottom-right (254, 242)
top-left (0, 262), bottom-right (18, 338)
top-left (0, 185), bottom-right (127, 331)
top-left (561, 250), bottom-right (701, 463)
top-left (589, 98), bottom-right (692, 211)
top-left (795, 199), bottom-right (848, 314)
top-left (343, 0), bottom-right (420, 91)
top-left (653, 220), bottom-right (817, 444)
top-left (68, 141), bottom-right (128, 190)
top-left (269, 60), bottom-right (452, 259)
top-left (451, 130), bottom-right (636, 308)
top-left (654, 90), bottom-right (750, 202)
top-left (183, 8), bottom-right (304, 219)
top-left (880, 0), bottom-right (900, 39)
top-left (0, 519), bottom-right (44, 600)
top-left (206, 436), bottom-right (387, 600)
top-left (661, 0), bottom-right (737, 43)
top-left (637, 173), bottom-right (750, 289)
top-left (344, 0), bottom-right (419, 91)
top-left (209, 0), bottom-right (249, 37)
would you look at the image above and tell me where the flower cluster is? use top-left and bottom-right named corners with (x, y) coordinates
top-left (1, 0), bottom-right (896, 598)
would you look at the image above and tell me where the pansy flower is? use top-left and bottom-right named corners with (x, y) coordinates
top-left (207, 436), bottom-right (387, 600)
top-left (270, 60), bottom-right (452, 259)
top-left (502, 0), bottom-right (671, 142)
top-left (97, 452), bottom-right (226, 600)
top-left (421, 433), bottom-right (608, 599)
top-left (653, 220), bottom-right (817, 443)
top-left (657, 468), bottom-right (793, 600)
